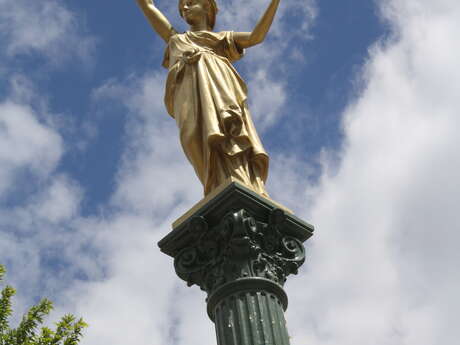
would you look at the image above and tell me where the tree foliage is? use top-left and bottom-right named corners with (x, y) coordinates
top-left (0, 265), bottom-right (87, 345)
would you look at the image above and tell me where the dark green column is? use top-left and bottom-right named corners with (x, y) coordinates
top-left (208, 278), bottom-right (290, 345)
top-left (158, 182), bottom-right (314, 345)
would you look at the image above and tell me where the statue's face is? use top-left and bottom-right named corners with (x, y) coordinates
top-left (179, 0), bottom-right (209, 26)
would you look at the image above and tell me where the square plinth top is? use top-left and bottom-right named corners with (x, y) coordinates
top-left (158, 179), bottom-right (315, 257)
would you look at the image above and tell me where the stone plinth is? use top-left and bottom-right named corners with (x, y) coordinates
top-left (158, 180), bottom-right (314, 345)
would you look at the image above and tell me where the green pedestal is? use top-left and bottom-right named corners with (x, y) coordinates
top-left (158, 181), bottom-right (314, 345)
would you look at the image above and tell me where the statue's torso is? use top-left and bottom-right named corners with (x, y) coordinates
top-left (163, 31), bottom-right (244, 69)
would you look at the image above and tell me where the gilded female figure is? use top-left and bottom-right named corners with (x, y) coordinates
top-left (136, 0), bottom-right (281, 197)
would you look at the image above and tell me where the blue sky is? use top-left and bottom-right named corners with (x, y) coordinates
top-left (1, 0), bottom-right (459, 344)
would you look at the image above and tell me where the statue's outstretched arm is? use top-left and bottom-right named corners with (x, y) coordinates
top-left (234, 0), bottom-right (281, 49)
top-left (136, 0), bottom-right (176, 42)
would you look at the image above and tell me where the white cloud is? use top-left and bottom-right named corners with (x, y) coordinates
top-left (0, 0), bottom-right (95, 63)
top-left (0, 101), bottom-right (63, 196)
top-left (59, 215), bottom-right (178, 345)
top-left (33, 175), bottom-right (82, 223)
top-left (285, 0), bottom-right (460, 344)
top-left (266, 151), bottom-right (317, 213)
top-left (246, 69), bottom-right (287, 130)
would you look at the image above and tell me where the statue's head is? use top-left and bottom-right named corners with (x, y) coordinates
top-left (178, 0), bottom-right (218, 30)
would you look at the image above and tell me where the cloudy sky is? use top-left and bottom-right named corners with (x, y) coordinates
top-left (1, 0), bottom-right (459, 344)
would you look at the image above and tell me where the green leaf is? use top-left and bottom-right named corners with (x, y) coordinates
top-left (0, 266), bottom-right (5, 283)
top-left (0, 265), bottom-right (87, 345)
top-left (0, 285), bottom-right (16, 335)
top-left (15, 299), bottom-right (53, 344)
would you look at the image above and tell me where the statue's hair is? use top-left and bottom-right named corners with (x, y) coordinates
top-left (179, 0), bottom-right (219, 30)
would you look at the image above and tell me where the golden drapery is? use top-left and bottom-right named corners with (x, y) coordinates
top-left (163, 30), bottom-right (269, 196)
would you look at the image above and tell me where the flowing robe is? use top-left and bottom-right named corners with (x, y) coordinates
top-left (163, 30), bottom-right (269, 196)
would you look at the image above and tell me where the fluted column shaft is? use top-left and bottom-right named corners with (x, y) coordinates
top-left (212, 289), bottom-right (289, 345)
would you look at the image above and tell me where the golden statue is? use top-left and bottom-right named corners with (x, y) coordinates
top-left (136, 0), bottom-right (281, 197)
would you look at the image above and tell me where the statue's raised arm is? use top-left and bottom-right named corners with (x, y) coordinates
top-left (136, 0), bottom-right (177, 42)
top-left (233, 0), bottom-right (281, 49)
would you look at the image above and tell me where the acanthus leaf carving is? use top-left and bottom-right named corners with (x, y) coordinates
top-left (173, 208), bottom-right (306, 294)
